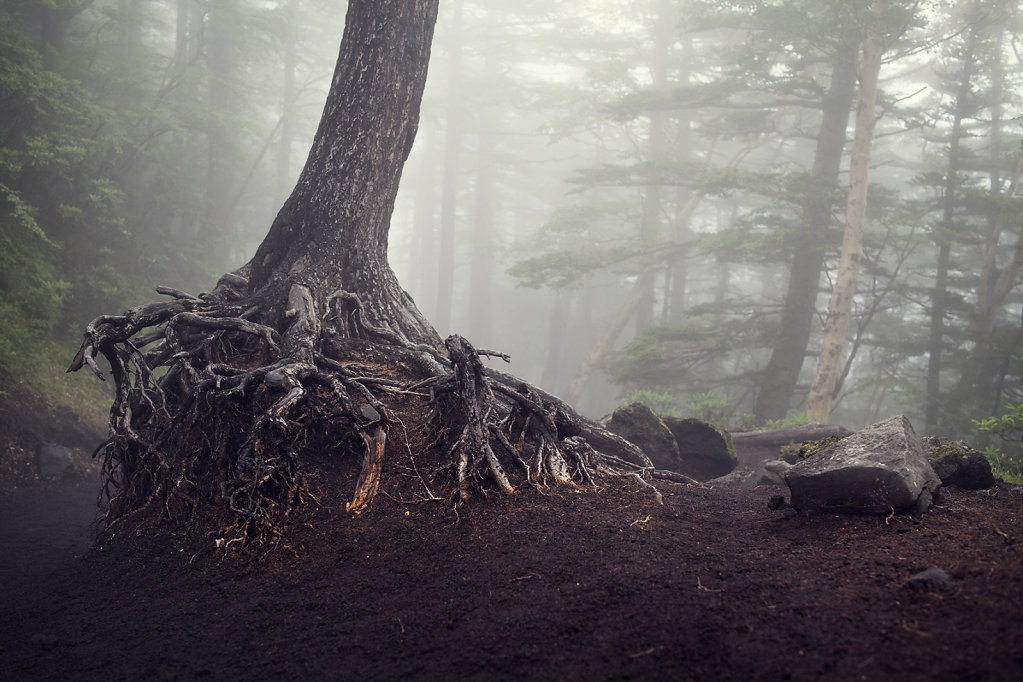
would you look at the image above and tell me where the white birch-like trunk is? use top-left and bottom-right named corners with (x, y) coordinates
top-left (805, 16), bottom-right (885, 424)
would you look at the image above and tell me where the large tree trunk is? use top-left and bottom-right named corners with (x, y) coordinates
top-left (68, 0), bottom-right (658, 548)
top-left (247, 0), bottom-right (442, 349)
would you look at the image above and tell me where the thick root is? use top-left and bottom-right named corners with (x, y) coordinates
top-left (69, 284), bottom-right (681, 547)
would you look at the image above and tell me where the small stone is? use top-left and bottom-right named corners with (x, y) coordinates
top-left (360, 404), bottom-right (381, 422)
top-left (906, 567), bottom-right (954, 591)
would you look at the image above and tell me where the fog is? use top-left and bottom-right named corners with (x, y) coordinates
top-left (3, 0), bottom-right (1021, 445)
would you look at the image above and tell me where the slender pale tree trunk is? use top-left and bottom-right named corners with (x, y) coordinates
top-left (805, 20), bottom-right (885, 424)
top-left (753, 38), bottom-right (858, 424)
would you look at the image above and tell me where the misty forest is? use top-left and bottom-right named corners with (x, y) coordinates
top-left (3, 1), bottom-right (1023, 680)
top-left (4, 0), bottom-right (1022, 479)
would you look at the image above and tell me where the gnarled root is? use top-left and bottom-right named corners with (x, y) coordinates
top-left (69, 282), bottom-right (681, 548)
top-left (444, 334), bottom-right (515, 501)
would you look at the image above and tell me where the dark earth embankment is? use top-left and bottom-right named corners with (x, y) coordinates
top-left (1, 468), bottom-right (1021, 681)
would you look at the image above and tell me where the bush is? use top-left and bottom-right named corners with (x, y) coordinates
top-left (684, 391), bottom-right (731, 424)
top-left (974, 404), bottom-right (1023, 485)
top-left (620, 388), bottom-right (680, 418)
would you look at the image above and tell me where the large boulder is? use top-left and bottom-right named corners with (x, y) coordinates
top-left (663, 417), bottom-right (738, 481)
top-left (922, 437), bottom-right (995, 490)
top-left (606, 403), bottom-right (681, 471)
top-left (783, 415), bottom-right (940, 515)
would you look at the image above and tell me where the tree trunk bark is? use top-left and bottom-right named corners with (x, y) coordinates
top-left (248, 0), bottom-right (442, 349)
top-left (805, 18), bottom-right (884, 424)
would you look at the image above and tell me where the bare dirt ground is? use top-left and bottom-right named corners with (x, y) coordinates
top-left (2, 468), bottom-right (1021, 682)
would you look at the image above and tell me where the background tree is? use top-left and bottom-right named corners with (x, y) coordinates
top-left (806, 1), bottom-right (902, 423)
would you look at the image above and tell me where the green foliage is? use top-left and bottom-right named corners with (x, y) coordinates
top-left (975, 404), bottom-right (1023, 484)
top-left (620, 388), bottom-right (680, 418)
top-left (1, 336), bottom-right (110, 429)
top-left (974, 404), bottom-right (1023, 442)
top-left (761, 413), bottom-right (812, 431)
top-left (684, 391), bottom-right (731, 424)
top-left (981, 447), bottom-right (1023, 485)
top-left (733, 412), bottom-right (812, 432)
top-left (779, 436), bottom-right (842, 464)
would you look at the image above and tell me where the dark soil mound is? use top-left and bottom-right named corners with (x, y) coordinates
top-left (1, 474), bottom-right (1021, 681)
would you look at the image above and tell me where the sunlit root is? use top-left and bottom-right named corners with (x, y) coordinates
top-left (348, 425), bottom-right (387, 514)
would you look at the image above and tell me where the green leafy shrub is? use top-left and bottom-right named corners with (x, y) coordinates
top-left (975, 404), bottom-right (1023, 484)
top-left (684, 391), bottom-right (731, 424)
top-left (779, 436), bottom-right (843, 464)
top-left (620, 388), bottom-right (680, 418)
top-left (761, 413), bottom-right (812, 431)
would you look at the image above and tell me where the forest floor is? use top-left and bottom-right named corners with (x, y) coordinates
top-left (1, 458), bottom-right (1021, 681)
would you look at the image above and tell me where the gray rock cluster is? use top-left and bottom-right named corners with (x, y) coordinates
top-left (608, 404), bottom-right (997, 514)
top-left (605, 403), bottom-right (737, 481)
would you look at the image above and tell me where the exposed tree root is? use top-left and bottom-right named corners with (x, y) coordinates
top-left (69, 278), bottom-right (680, 549)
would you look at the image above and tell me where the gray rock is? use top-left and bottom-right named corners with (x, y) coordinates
top-left (705, 469), bottom-right (751, 487)
top-left (783, 415), bottom-right (940, 515)
top-left (907, 567), bottom-right (954, 591)
top-left (740, 459), bottom-right (792, 489)
top-left (606, 403), bottom-right (681, 471)
top-left (36, 443), bottom-right (77, 479)
top-left (663, 417), bottom-right (738, 481)
top-left (922, 437), bottom-right (995, 490)
top-left (360, 404), bottom-right (382, 422)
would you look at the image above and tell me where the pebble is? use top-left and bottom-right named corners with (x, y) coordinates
top-left (906, 567), bottom-right (955, 591)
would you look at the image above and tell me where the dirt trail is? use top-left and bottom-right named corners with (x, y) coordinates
top-left (1, 478), bottom-right (99, 598)
top-left (0, 477), bottom-right (1021, 681)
